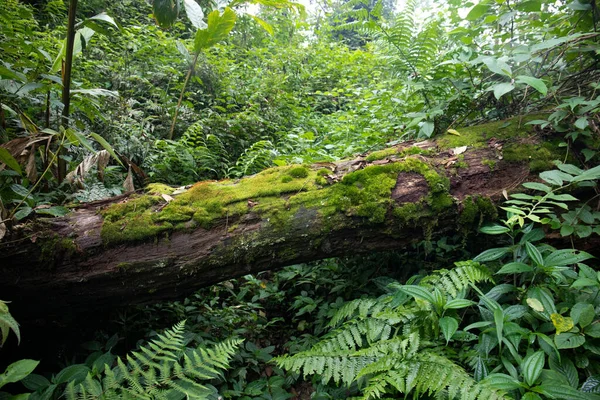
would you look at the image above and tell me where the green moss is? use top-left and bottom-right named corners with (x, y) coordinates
top-left (366, 148), bottom-right (398, 161)
top-left (38, 233), bottom-right (77, 267)
top-left (145, 183), bottom-right (175, 195)
top-left (315, 176), bottom-right (328, 186)
top-left (437, 114), bottom-right (544, 150)
top-left (482, 159), bottom-right (497, 170)
top-left (458, 196), bottom-right (497, 229)
top-left (503, 141), bottom-right (563, 171)
top-left (287, 166), bottom-right (309, 178)
top-left (398, 147), bottom-right (435, 157)
top-left (100, 156), bottom-right (455, 245)
top-left (281, 175), bottom-right (293, 183)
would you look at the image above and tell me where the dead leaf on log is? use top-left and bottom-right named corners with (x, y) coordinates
top-left (452, 146), bottom-right (468, 155)
top-left (161, 194), bottom-right (174, 203)
top-left (247, 199), bottom-right (258, 208)
top-left (123, 166), bottom-right (135, 192)
top-left (372, 159), bottom-right (392, 165)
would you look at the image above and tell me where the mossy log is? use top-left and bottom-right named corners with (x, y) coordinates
top-left (0, 116), bottom-right (567, 315)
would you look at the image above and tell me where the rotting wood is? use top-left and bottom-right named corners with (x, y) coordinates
top-left (0, 116), bottom-right (581, 316)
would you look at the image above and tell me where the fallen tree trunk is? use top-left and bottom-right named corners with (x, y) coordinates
top-left (0, 117), bottom-right (572, 315)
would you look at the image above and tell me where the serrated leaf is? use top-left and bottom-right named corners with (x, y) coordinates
top-left (545, 249), bottom-right (593, 267)
top-left (480, 373), bottom-right (522, 390)
top-left (399, 285), bottom-right (435, 304)
top-left (480, 224), bottom-right (510, 235)
top-left (571, 303), bottom-right (595, 328)
top-left (439, 317), bottom-right (459, 344)
top-left (444, 299), bottom-right (476, 309)
top-left (473, 247), bottom-right (509, 262)
top-left (497, 262), bottom-right (533, 274)
top-left (522, 351), bottom-right (545, 386)
top-left (525, 242), bottom-right (544, 267)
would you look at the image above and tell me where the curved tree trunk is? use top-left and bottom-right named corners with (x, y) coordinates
top-left (0, 116), bottom-right (579, 316)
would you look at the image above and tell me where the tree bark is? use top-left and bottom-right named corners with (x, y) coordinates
top-left (0, 118), bottom-right (582, 316)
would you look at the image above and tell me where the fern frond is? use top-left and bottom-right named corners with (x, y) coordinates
top-left (421, 261), bottom-right (492, 297)
top-left (65, 322), bottom-right (242, 400)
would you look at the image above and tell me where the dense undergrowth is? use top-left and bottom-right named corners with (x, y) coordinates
top-left (2, 0), bottom-right (600, 398)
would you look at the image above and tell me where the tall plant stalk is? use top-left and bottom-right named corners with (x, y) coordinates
top-left (58, 0), bottom-right (78, 183)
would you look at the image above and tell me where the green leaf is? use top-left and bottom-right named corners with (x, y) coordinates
top-left (67, 129), bottom-right (96, 154)
top-left (554, 332), bottom-right (585, 349)
top-left (575, 117), bottom-right (588, 130)
top-left (494, 308), bottom-right (504, 346)
top-left (473, 247), bottom-right (510, 262)
top-left (483, 57), bottom-right (512, 77)
top-left (439, 317), bottom-right (459, 344)
top-left (399, 285), bottom-right (435, 303)
top-left (555, 162), bottom-right (583, 176)
top-left (539, 170), bottom-right (573, 186)
top-left (194, 8), bottom-right (237, 52)
top-left (516, 75), bottom-right (547, 96)
top-left (497, 262), bottom-right (533, 274)
top-left (0, 360), bottom-right (39, 390)
top-left (479, 224), bottom-right (510, 235)
top-left (524, 242), bottom-right (544, 267)
top-left (14, 207), bottom-right (33, 220)
top-left (184, 0), bottom-right (207, 29)
top-left (251, 15), bottom-right (274, 35)
top-left (492, 82), bottom-right (515, 100)
top-left (522, 182), bottom-right (551, 192)
top-left (545, 249), bottom-right (593, 267)
top-left (522, 351), bottom-right (544, 386)
top-left (572, 164), bottom-right (600, 182)
top-left (581, 375), bottom-right (600, 393)
top-left (466, 4), bottom-right (489, 20)
top-left (35, 206), bottom-right (69, 217)
top-left (516, 0), bottom-right (541, 12)
top-left (53, 364), bottom-right (90, 385)
top-left (527, 298), bottom-right (544, 312)
top-left (571, 303), bottom-right (595, 328)
top-left (419, 121), bottom-right (435, 138)
top-left (10, 184), bottom-right (31, 198)
top-left (87, 12), bottom-right (118, 28)
top-left (0, 147), bottom-right (22, 175)
top-left (585, 323), bottom-right (600, 338)
top-left (534, 384), bottom-right (591, 399)
top-left (481, 373), bottom-right (522, 390)
top-left (152, 0), bottom-right (180, 28)
top-left (89, 133), bottom-right (124, 168)
top-left (444, 299), bottom-right (476, 309)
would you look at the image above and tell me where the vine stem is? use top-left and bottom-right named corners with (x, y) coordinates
top-left (168, 51), bottom-right (201, 140)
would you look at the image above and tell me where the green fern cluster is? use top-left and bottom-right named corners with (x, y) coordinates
top-left (275, 262), bottom-right (502, 399)
top-left (65, 321), bottom-right (242, 400)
